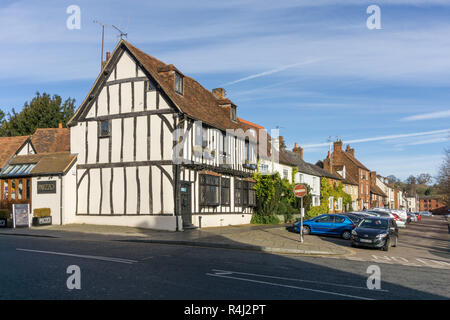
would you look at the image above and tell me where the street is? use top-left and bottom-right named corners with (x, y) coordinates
top-left (0, 217), bottom-right (448, 300)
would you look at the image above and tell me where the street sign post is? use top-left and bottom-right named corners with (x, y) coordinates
top-left (294, 184), bottom-right (307, 243)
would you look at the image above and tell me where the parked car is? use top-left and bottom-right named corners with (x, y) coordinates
top-left (341, 213), bottom-right (365, 226)
top-left (351, 217), bottom-right (398, 251)
top-left (369, 210), bottom-right (406, 228)
top-left (294, 214), bottom-right (356, 240)
top-left (419, 211), bottom-right (433, 216)
top-left (407, 213), bottom-right (417, 223)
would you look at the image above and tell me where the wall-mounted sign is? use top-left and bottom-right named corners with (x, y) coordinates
top-left (13, 204), bottom-right (30, 228)
top-left (37, 181), bottom-right (57, 194)
top-left (0, 219), bottom-right (6, 228)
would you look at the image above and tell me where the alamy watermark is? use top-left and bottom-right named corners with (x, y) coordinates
top-left (66, 5), bottom-right (81, 30)
top-left (66, 265), bottom-right (81, 290)
top-left (367, 5), bottom-right (381, 30)
top-left (172, 120), bottom-right (280, 173)
top-left (366, 265), bottom-right (381, 290)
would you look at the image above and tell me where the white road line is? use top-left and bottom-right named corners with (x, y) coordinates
top-left (206, 272), bottom-right (375, 300)
top-left (210, 269), bottom-right (388, 292)
top-left (17, 248), bottom-right (138, 264)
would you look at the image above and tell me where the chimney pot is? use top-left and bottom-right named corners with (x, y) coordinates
top-left (106, 52), bottom-right (111, 61)
top-left (58, 123), bottom-right (63, 129)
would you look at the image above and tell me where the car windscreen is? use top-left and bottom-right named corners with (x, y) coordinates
top-left (358, 219), bottom-right (388, 229)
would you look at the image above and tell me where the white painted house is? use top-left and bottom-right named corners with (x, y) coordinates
top-left (67, 40), bottom-right (258, 231)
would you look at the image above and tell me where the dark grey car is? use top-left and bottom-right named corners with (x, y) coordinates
top-left (351, 217), bottom-right (398, 251)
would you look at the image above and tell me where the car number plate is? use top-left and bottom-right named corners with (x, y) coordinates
top-left (360, 239), bottom-right (372, 243)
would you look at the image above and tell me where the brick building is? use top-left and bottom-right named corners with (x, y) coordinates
top-left (419, 196), bottom-right (447, 213)
top-left (323, 140), bottom-right (371, 210)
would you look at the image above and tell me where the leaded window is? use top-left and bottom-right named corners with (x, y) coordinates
top-left (221, 178), bottom-right (230, 205)
top-left (200, 174), bottom-right (219, 206)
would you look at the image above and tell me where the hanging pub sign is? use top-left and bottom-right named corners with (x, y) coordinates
top-left (13, 204), bottom-right (30, 228)
top-left (37, 181), bottom-right (57, 194)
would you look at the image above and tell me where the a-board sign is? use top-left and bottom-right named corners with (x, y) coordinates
top-left (13, 204), bottom-right (30, 228)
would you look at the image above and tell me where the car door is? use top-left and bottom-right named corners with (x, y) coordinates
top-left (313, 215), bottom-right (335, 234)
top-left (330, 215), bottom-right (347, 235)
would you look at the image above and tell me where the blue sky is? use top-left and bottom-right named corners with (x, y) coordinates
top-left (0, 0), bottom-right (449, 180)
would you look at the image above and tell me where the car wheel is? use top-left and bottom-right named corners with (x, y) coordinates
top-left (341, 230), bottom-right (351, 240)
top-left (303, 226), bottom-right (310, 235)
top-left (382, 238), bottom-right (390, 251)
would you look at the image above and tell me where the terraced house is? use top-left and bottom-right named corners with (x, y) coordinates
top-left (67, 40), bottom-right (259, 231)
top-left (323, 140), bottom-right (371, 210)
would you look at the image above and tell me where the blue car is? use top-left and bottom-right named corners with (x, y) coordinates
top-left (294, 214), bottom-right (357, 240)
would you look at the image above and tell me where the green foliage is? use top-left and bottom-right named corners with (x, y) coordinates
top-left (252, 171), bottom-right (303, 224)
top-left (305, 177), bottom-right (353, 217)
top-left (33, 208), bottom-right (51, 218)
top-left (0, 92), bottom-right (75, 137)
top-left (251, 214), bottom-right (280, 225)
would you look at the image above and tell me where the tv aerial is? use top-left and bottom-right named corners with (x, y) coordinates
top-left (112, 25), bottom-right (128, 40)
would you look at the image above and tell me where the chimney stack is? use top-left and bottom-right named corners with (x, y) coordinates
top-left (292, 143), bottom-right (303, 160)
top-left (333, 139), bottom-right (343, 152)
top-left (346, 145), bottom-right (355, 157)
top-left (212, 88), bottom-right (226, 100)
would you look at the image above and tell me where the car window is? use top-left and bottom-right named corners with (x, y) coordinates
top-left (335, 216), bottom-right (345, 223)
top-left (359, 219), bottom-right (388, 229)
top-left (316, 215), bottom-right (334, 223)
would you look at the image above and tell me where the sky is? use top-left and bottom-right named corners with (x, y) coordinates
top-left (0, 0), bottom-right (449, 180)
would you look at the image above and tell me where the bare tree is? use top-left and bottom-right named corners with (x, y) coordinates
top-left (437, 148), bottom-right (450, 206)
top-left (417, 173), bottom-right (432, 185)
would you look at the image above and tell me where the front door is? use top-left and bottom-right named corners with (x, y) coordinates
top-left (180, 182), bottom-right (192, 227)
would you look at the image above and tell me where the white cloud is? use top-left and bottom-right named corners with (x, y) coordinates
top-left (302, 128), bottom-right (450, 148)
top-left (223, 59), bottom-right (322, 86)
top-left (401, 110), bottom-right (450, 121)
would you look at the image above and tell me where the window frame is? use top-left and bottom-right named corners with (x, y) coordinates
top-left (175, 72), bottom-right (184, 95)
top-left (99, 120), bottom-right (111, 138)
top-left (199, 174), bottom-right (219, 206)
top-left (220, 178), bottom-right (231, 206)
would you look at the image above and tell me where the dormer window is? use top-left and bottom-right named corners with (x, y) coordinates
top-left (175, 72), bottom-right (183, 95)
top-left (231, 105), bottom-right (237, 122)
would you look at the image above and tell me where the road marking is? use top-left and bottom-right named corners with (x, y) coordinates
top-left (207, 271), bottom-right (375, 300)
top-left (210, 269), bottom-right (388, 292)
top-left (17, 248), bottom-right (138, 264)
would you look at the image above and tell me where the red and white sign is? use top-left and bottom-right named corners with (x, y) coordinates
top-left (293, 184), bottom-right (307, 198)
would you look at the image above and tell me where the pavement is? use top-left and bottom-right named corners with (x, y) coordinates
top-left (0, 222), bottom-right (350, 256)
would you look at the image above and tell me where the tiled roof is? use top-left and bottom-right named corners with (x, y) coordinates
top-left (285, 151), bottom-right (320, 176)
top-left (31, 128), bottom-right (70, 153)
top-left (70, 40), bottom-right (259, 135)
top-left (7, 152), bottom-right (77, 176)
top-left (343, 152), bottom-right (370, 171)
top-left (0, 136), bottom-right (30, 169)
top-left (309, 164), bottom-right (343, 180)
top-left (370, 182), bottom-right (386, 196)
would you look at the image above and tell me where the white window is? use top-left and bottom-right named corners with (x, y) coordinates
top-left (283, 169), bottom-right (289, 180)
top-left (175, 72), bottom-right (183, 95)
top-left (336, 198), bottom-right (342, 211)
top-left (329, 197), bottom-right (334, 210)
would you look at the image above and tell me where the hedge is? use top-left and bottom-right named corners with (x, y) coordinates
top-left (33, 208), bottom-right (51, 218)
